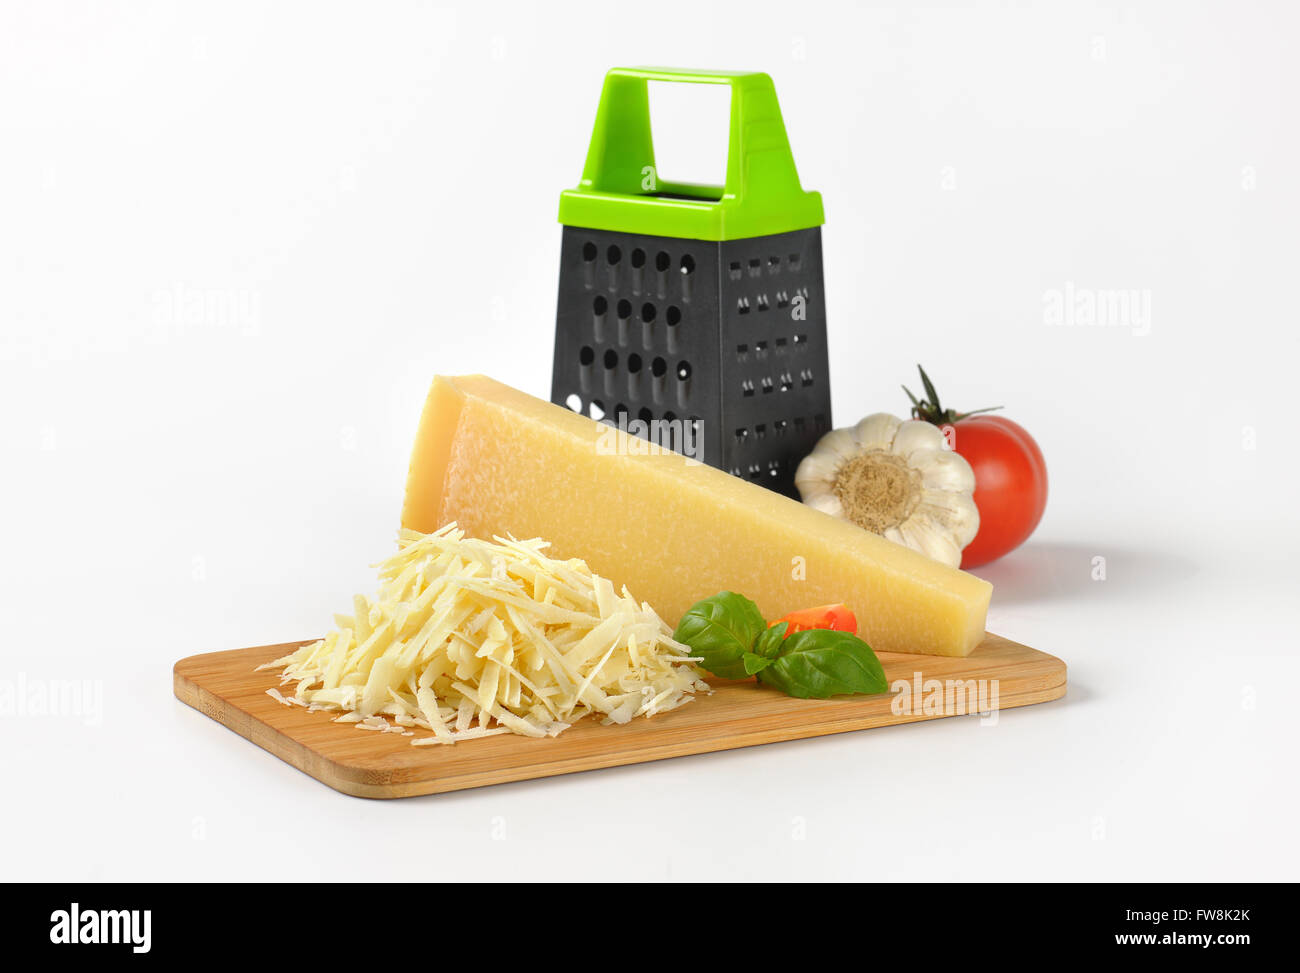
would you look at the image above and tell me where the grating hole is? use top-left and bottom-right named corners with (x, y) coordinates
top-left (737, 297), bottom-right (751, 315)
top-left (794, 416), bottom-right (806, 431)
top-left (589, 400), bottom-right (605, 420)
top-left (627, 353), bottom-right (643, 373)
top-left (607, 245), bottom-right (622, 265)
top-left (768, 256), bottom-right (781, 274)
top-left (676, 360), bottom-right (691, 381)
top-left (582, 242), bottom-right (597, 262)
top-left (780, 372), bottom-right (793, 391)
top-left (666, 305), bottom-right (681, 327)
top-left (775, 336), bottom-right (788, 349)
top-left (735, 427), bottom-right (749, 442)
top-left (651, 356), bottom-right (667, 377)
top-left (728, 261), bottom-right (742, 280)
top-left (788, 253), bottom-right (801, 270)
top-left (679, 254), bottom-right (695, 275)
top-left (638, 407), bottom-right (653, 423)
top-left (814, 413), bottom-right (828, 431)
top-left (775, 419), bottom-right (789, 435)
top-left (793, 333), bottom-right (807, 345)
top-left (664, 410), bottom-right (677, 422)
top-left (757, 294), bottom-right (770, 311)
top-left (748, 258), bottom-right (761, 277)
top-left (761, 377), bottom-right (774, 394)
top-left (768, 460), bottom-right (781, 478)
top-left (736, 343), bottom-right (748, 358)
top-left (641, 302), bottom-right (656, 323)
top-left (579, 345), bottom-right (595, 366)
top-left (614, 402), bottom-right (629, 419)
top-left (616, 299), bottom-right (632, 319)
top-left (776, 290), bottom-right (790, 308)
top-left (756, 340), bottom-right (768, 354)
top-left (604, 349), bottom-right (618, 369)
top-left (565, 393), bottom-right (582, 412)
top-left (593, 295), bottom-right (608, 315)
top-left (631, 248), bottom-right (646, 268)
top-left (655, 251), bottom-right (670, 272)
top-left (747, 464), bottom-right (762, 480)
top-left (755, 423), bottom-right (766, 438)
top-left (801, 369), bottom-right (814, 387)
top-left (741, 380), bottom-right (755, 397)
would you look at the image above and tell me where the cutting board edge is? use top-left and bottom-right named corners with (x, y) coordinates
top-left (173, 668), bottom-right (349, 794)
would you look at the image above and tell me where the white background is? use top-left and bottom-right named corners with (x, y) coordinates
top-left (2, 1), bottom-right (1296, 881)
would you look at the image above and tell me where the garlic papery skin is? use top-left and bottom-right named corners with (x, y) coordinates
top-left (793, 413), bottom-right (980, 568)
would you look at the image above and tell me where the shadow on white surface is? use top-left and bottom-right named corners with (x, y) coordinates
top-left (971, 541), bottom-right (1200, 608)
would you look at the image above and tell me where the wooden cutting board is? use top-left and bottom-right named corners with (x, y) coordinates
top-left (174, 634), bottom-right (1065, 798)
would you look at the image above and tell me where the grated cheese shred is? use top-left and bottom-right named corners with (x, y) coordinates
top-left (261, 523), bottom-right (709, 745)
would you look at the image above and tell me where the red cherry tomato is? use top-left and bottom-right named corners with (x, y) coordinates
top-left (946, 416), bottom-right (1047, 569)
top-left (771, 603), bottom-right (858, 636)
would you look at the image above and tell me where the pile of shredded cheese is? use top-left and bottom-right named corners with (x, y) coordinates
top-left (260, 523), bottom-right (709, 745)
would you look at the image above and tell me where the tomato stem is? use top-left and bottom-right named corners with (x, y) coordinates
top-left (902, 364), bottom-right (1003, 425)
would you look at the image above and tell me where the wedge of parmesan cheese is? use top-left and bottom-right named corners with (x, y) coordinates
top-left (263, 524), bottom-right (709, 745)
top-left (402, 375), bottom-right (992, 657)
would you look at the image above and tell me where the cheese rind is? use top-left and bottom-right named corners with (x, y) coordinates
top-left (402, 375), bottom-right (992, 657)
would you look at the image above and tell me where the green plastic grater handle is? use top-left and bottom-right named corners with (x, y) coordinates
top-left (557, 67), bottom-right (824, 241)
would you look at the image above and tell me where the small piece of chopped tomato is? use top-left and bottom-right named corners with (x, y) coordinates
top-left (771, 603), bottom-right (857, 636)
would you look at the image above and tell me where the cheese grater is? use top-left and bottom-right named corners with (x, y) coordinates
top-left (550, 67), bottom-right (832, 499)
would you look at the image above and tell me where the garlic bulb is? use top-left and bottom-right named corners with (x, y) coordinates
top-left (794, 413), bottom-right (979, 568)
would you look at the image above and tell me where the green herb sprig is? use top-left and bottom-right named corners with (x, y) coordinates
top-left (673, 593), bottom-right (888, 699)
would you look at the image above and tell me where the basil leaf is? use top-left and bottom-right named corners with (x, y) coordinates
top-left (752, 622), bottom-right (789, 660)
top-left (757, 629), bottom-right (888, 699)
top-left (741, 651), bottom-right (774, 676)
top-left (673, 591), bottom-right (766, 680)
